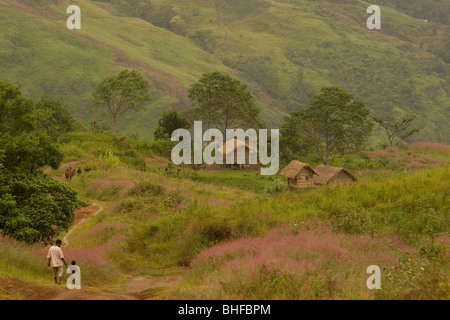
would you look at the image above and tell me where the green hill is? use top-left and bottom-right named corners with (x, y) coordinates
top-left (1, 131), bottom-right (448, 299)
top-left (0, 0), bottom-right (449, 142)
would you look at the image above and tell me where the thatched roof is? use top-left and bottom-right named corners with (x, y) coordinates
top-left (279, 160), bottom-right (318, 179)
top-left (313, 165), bottom-right (356, 185)
top-left (217, 138), bottom-right (258, 155)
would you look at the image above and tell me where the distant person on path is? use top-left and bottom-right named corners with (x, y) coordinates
top-left (65, 169), bottom-right (70, 180)
top-left (69, 167), bottom-right (75, 180)
top-left (47, 239), bottom-right (68, 284)
top-left (77, 168), bottom-right (82, 176)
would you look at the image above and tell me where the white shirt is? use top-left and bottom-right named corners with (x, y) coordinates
top-left (47, 246), bottom-right (64, 267)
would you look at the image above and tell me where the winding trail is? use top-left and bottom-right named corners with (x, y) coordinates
top-left (1, 203), bottom-right (185, 300)
top-left (63, 204), bottom-right (103, 247)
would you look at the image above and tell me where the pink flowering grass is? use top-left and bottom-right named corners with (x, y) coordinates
top-left (193, 224), bottom-right (404, 272)
top-left (409, 142), bottom-right (450, 149)
top-left (84, 179), bottom-right (134, 201)
top-left (35, 246), bottom-right (106, 266)
top-left (187, 223), bottom-right (415, 299)
top-left (71, 221), bottom-right (127, 247)
top-left (0, 235), bottom-right (122, 286)
top-left (41, 240), bottom-right (123, 286)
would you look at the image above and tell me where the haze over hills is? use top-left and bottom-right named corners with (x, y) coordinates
top-left (0, 0), bottom-right (449, 142)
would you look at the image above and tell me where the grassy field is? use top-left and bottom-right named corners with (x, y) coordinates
top-left (1, 131), bottom-right (448, 299)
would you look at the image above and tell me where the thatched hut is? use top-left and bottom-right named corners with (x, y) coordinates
top-left (313, 165), bottom-right (356, 186)
top-left (217, 138), bottom-right (259, 170)
top-left (280, 160), bottom-right (318, 188)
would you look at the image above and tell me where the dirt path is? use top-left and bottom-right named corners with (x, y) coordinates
top-left (62, 204), bottom-right (186, 299)
top-left (63, 204), bottom-right (103, 247)
top-left (0, 273), bottom-right (186, 300)
top-left (1, 203), bottom-right (185, 300)
top-left (123, 275), bottom-right (185, 299)
top-left (0, 278), bottom-right (139, 300)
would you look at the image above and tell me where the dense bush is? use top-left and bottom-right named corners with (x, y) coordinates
top-left (0, 170), bottom-right (81, 243)
top-left (264, 178), bottom-right (287, 194)
top-left (59, 131), bottom-right (149, 170)
top-left (0, 81), bottom-right (82, 243)
top-left (376, 240), bottom-right (449, 299)
top-left (330, 205), bottom-right (377, 235)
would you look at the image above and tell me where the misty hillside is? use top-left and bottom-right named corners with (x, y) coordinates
top-left (0, 0), bottom-right (449, 142)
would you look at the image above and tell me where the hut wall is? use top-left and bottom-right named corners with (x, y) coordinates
top-left (288, 178), bottom-right (296, 187)
top-left (291, 168), bottom-right (314, 188)
top-left (329, 172), bottom-right (354, 186)
top-left (223, 148), bottom-right (259, 168)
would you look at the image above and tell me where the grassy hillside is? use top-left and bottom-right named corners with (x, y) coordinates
top-left (0, 0), bottom-right (449, 142)
top-left (1, 131), bottom-right (448, 299)
top-left (0, 0), bottom-right (236, 139)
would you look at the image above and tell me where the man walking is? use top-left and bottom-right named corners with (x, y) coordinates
top-left (47, 239), bottom-right (68, 284)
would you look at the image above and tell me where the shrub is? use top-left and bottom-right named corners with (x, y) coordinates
top-left (330, 205), bottom-right (377, 235)
top-left (84, 181), bottom-right (124, 201)
top-left (128, 180), bottom-right (182, 209)
top-left (0, 172), bottom-right (81, 244)
top-left (393, 203), bottom-right (449, 244)
top-left (149, 140), bottom-right (177, 158)
top-left (264, 178), bottom-right (287, 194)
top-left (376, 241), bottom-right (449, 300)
top-left (396, 140), bottom-right (409, 150)
top-left (99, 149), bottom-right (121, 168)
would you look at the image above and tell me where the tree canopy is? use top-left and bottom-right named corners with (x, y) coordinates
top-left (188, 72), bottom-right (261, 133)
top-left (35, 96), bottom-right (77, 140)
top-left (154, 110), bottom-right (190, 140)
top-left (0, 171), bottom-right (80, 243)
top-left (373, 113), bottom-right (421, 146)
top-left (281, 87), bottom-right (373, 165)
top-left (0, 82), bottom-right (66, 174)
top-left (0, 81), bottom-right (81, 243)
top-left (92, 69), bottom-right (152, 131)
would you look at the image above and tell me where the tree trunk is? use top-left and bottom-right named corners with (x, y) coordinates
top-left (112, 116), bottom-right (117, 133)
top-left (389, 134), bottom-right (394, 146)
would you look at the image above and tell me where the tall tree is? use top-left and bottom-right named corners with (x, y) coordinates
top-left (280, 113), bottom-right (313, 163)
top-left (0, 81), bottom-right (81, 243)
top-left (34, 96), bottom-right (76, 141)
top-left (0, 81), bottom-right (63, 174)
top-left (282, 87), bottom-right (373, 165)
top-left (0, 171), bottom-right (80, 244)
top-left (188, 72), bottom-right (261, 133)
top-left (373, 113), bottom-right (421, 146)
top-left (154, 110), bottom-right (190, 140)
top-left (92, 69), bottom-right (151, 131)
top-left (0, 81), bottom-right (34, 135)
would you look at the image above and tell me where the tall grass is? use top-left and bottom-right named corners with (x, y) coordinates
top-left (28, 135), bottom-right (450, 298)
top-left (115, 165), bottom-right (449, 277)
top-left (170, 225), bottom-right (448, 299)
top-left (59, 131), bottom-right (151, 170)
top-left (0, 236), bottom-right (49, 285)
top-left (0, 235), bottom-right (124, 289)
